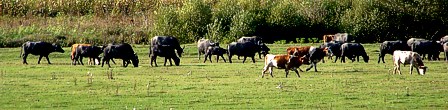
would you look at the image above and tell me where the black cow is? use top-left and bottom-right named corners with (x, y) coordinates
top-left (237, 36), bottom-right (270, 59)
top-left (227, 42), bottom-right (259, 63)
top-left (377, 40), bottom-right (409, 63)
top-left (101, 43), bottom-right (139, 67)
top-left (197, 38), bottom-right (219, 59)
top-left (411, 40), bottom-right (443, 61)
top-left (444, 42), bottom-right (448, 61)
top-left (204, 46), bottom-right (227, 63)
top-left (305, 47), bottom-right (328, 72)
top-left (320, 41), bottom-right (343, 62)
top-left (20, 41), bottom-right (65, 64)
top-left (340, 43), bottom-right (369, 63)
top-left (73, 45), bottom-right (103, 65)
top-left (150, 36), bottom-right (184, 67)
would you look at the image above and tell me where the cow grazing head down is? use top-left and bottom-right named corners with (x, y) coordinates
top-left (177, 46), bottom-right (185, 57)
top-left (53, 43), bottom-right (65, 53)
top-left (131, 53), bottom-right (139, 67)
top-left (259, 43), bottom-right (270, 57)
top-left (413, 54), bottom-right (427, 75)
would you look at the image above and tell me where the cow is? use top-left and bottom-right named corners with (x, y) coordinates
top-left (392, 51), bottom-right (427, 75)
top-left (407, 38), bottom-right (426, 47)
top-left (237, 36), bottom-right (270, 59)
top-left (20, 41), bottom-right (65, 64)
top-left (72, 45), bottom-right (103, 65)
top-left (320, 41), bottom-right (343, 62)
top-left (377, 40), bottom-right (409, 63)
top-left (286, 46), bottom-right (329, 72)
top-left (203, 45), bottom-right (227, 63)
top-left (440, 35), bottom-right (448, 43)
top-left (197, 38), bottom-right (219, 60)
top-left (70, 44), bottom-right (100, 65)
top-left (150, 36), bottom-right (184, 67)
top-left (444, 42), bottom-right (448, 61)
top-left (261, 54), bottom-right (309, 78)
top-left (101, 43), bottom-right (139, 67)
top-left (411, 40), bottom-right (443, 61)
top-left (334, 33), bottom-right (349, 43)
top-left (340, 43), bottom-right (369, 63)
top-left (227, 41), bottom-right (259, 63)
top-left (323, 35), bottom-right (335, 43)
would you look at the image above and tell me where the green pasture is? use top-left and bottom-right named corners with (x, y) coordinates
top-left (0, 43), bottom-right (447, 109)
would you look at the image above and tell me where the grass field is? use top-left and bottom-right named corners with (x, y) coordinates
top-left (0, 43), bottom-right (447, 109)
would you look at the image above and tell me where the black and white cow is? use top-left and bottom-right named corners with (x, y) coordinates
top-left (378, 40), bottom-right (409, 63)
top-left (150, 36), bottom-right (184, 67)
top-left (392, 51), bottom-right (427, 75)
top-left (73, 45), bottom-right (103, 65)
top-left (227, 41), bottom-right (259, 63)
top-left (20, 41), bottom-right (65, 64)
top-left (340, 43), bottom-right (369, 63)
top-left (102, 43), bottom-right (139, 67)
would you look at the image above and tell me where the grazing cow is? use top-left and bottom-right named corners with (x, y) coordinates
top-left (102, 43), bottom-right (139, 67)
top-left (440, 36), bottom-right (448, 43)
top-left (20, 41), bottom-right (65, 64)
top-left (392, 51), bottom-right (427, 75)
top-left (237, 36), bottom-right (270, 59)
top-left (286, 46), bottom-right (329, 72)
top-left (444, 42), bottom-right (448, 61)
top-left (261, 54), bottom-right (309, 78)
top-left (378, 40), bottom-right (409, 63)
top-left (203, 46), bottom-right (227, 63)
top-left (227, 42), bottom-right (259, 63)
top-left (150, 36), bottom-right (184, 66)
top-left (323, 35), bottom-right (335, 43)
top-left (411, 40), bottom-right (443, 61)
top-left (340, 43), bottom-right (369, 63)
top-left (73, 45), bottom-right (103, 65)
top-left (197, 38), bottom-right (219, 59)
top-left (320, 41), bottom-right (343, 62)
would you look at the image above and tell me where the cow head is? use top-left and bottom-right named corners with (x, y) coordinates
top-left (177, 46), bottom-right (185, 57)
top-left (259, 43), bottom-right (270, 57)
top-left (173, 57), bottom-right (181, 66)
top-left (363, 55), bottom-right (369, 63)
top-left (131, 53), bottom-right (139, 67)
top-left (323, 47), bottom-right (333, 57)
top-left (52, 43), bottom-right (65, 53)
top-left (417, 66), bottom-right (427, 75)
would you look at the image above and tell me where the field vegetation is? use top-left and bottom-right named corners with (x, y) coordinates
top-left (1, 0), bottom-right (448, 47)
top-left (0, 43), bottom-right (447, 109)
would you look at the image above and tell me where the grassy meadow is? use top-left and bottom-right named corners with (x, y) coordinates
top-left (0, 43), bottom-right (447, 109)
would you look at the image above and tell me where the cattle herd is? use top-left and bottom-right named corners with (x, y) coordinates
top-left (18, 35), bottom-right (448, 78)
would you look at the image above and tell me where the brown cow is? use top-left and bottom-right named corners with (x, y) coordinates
top-left (286, 46), bottom-right (330, 72)
top-left (71, 44), bottom-right (97, 65)
top-left (323, 35), bottom-right (335, 43)
top-left (261, 54), bottom-right (309, 78)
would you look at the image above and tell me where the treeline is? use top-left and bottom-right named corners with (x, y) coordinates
top-left (1, 0), bottom-right (447, 47)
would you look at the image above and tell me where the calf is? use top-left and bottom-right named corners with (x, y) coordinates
top-left (20, 41), bottom-right (65, 64)
top-left (203, 46), bottom-right (227, 63)
top-left (392, 51), bottom-right (427, 75)
top-left (73, 45), bottom-right (103, 65)
top-left (286, 46), bottom-right (329, 72)
top-left (227, 42), bottom-right (259, 63)
top-left (378, 40), bottom-right (409, 63)
top-left (340, 43), bottom-right (369, 63)
top-left (261, 54), bottom-right (309, 78)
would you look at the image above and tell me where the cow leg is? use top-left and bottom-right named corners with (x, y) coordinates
top-left (37, 55), bottom-right (44, 64)
top-left (409, 65), bottom-right (413, 75)
top-left (261, 66), bottom-right (268, 78)
top-left (251, 56), bottom-right (256, 63)
top-left (293, 68), bottom-right (300, 78)
top-left (79, 57), bottom-right (84, 65)
top-left (198, 50), bottom-right (201, 60)
top-left (306, 62), bottom-right (318, 72)
top-left (208, 54), bottom-right (212, 63)
top-left (341, 55), bottom-right (345, 63)
top-left (285, 69), bottom-right (289, 78)
top-left (381, 55), bottom-right (386, 63)
top-left (122, 60), bottom-right (126, 67)
top-left (221, 55), bottom-right (226, 63)
top-left (237, 56), bottom-right (240, 60)
top-left (203, 54), bottom-right (208, 63)
top-left (228, 54), bottom-right (233, 63)
top-left (44, 55), bottom-right (51, 64)
top-left (150, 56), bottom-right (158, 67)
top-left (22, 53), bottom-right (29, 64)
top-left (101, 58), bottom-right (106, 67)
top-left (111, 59), bottom-right (116, 64)
top-left (168, 58), bottom-right (173, 66)
top-left (356, 56), bottom-right (360, 62)
top-left (258, 52), bottom-right (262, 59)
top-left (397, 64), bottom-right (401, 75)
top-left (215, 55), bottom-right (219, 63)
top-left (242, 56), bottom-right (247, 63)
top-left (269, 67), bottom-right (274, 77)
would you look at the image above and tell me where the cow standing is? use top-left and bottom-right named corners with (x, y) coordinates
top-left (237, 36), bottom-right (270, 59)
top-left (320, 41), bottom-right (343, 62)
top-left (261, 54), bottom-right (309, 78)
top-left (197, 38), bottom-right (219, 59)
top-left (20, 41), bottom-right (65, 64)
top-left (203, 46), bottom-right (227, 63)
top-left (286, 46), bottom-right (329, 72)
top-left (340, 43), bottom-right (369, 63)
top-left (227, 42), bottom-right (259, 63)
top-left (102, 43), bottom-right (139, 67)
top-left (392, 51), bottom-right (427, 75)
top-left (411, 40), bottom-right (442, 61)
top-left (150, 36), bottom-right (184, 66)
top-left (378, 40), bottom-right (409, 63)
top-left (73, 45), bottom-right (103, 65)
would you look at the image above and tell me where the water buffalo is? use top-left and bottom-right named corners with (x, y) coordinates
top-left (101, 43), bottom-right (139, 67)
top-left (73, 45), bottom-right (103, 65)
top-left (411, 40), bottom-right (443, 61)
top-left (340, 43), bottom-right (369, 63)
top-left (237, 36), bottom-right (270, 59)
top-left (150, 36), bottom-right (184, 66)
top-left (203, 45), bottom-right (227, 63)
top-left (197, 38), bottom-right (219, 59)
top-left (20, 41), bottom-right (65, 64)
top-left (378, 40), bottom-right (409, 63)
top-left (227, 42), bottom-right (259, 63)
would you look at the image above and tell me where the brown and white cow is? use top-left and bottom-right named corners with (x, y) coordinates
top-left (71, 44), bottom-right (98, 65)
top-left (323, 35), bottom-right (335, 43)
top-left (392, 51), bottom-right (427, 75)
top-left (261, 54), bottom-right (309, 78)
top-left (286, 46), bottom-right (330, 72)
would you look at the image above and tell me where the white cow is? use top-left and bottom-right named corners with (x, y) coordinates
top-left (392, 51), bottom-right (427, 75)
